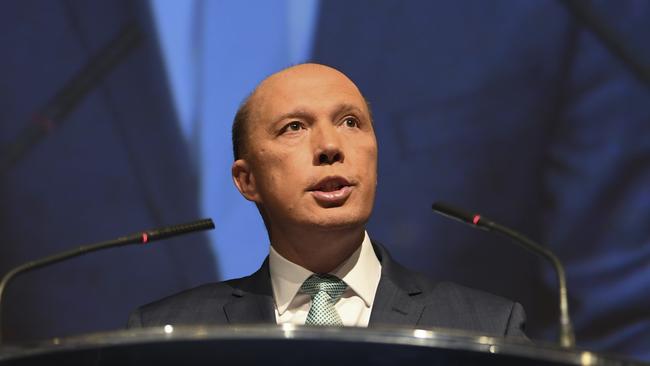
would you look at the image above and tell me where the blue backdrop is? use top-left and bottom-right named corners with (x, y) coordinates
top-left (0, 0), bottom-right (648, 361)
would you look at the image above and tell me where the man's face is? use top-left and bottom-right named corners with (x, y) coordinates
top-left (233, 64), bottom-right (377, 234)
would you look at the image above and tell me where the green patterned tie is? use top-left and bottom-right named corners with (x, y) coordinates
top-left (300, 274), bottom-right (348, 326)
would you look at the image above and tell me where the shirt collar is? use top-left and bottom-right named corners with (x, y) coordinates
top-left (269, 231), bottom-right (382, 315)
top-left (269, 244), bottom-right (313, 315)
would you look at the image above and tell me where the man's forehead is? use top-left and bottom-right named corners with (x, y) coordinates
top-left (250, 63), bottom-right (367, 117)
top-left (260, 63), bottom-right (352, 87)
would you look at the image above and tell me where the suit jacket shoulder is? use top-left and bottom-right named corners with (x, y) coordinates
top-left (421, 281), bottom-right (526, 337)
top-left (368, 242), bottom-right (526, 338)
top-left (128, 262), bottom-right (275, 328)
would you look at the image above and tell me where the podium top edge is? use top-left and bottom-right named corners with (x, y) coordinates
top-left (0, 325), bottom-right (645, 366)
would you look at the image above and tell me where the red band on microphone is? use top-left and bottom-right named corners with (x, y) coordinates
top-left (472, 215), bottom-right (481, 225)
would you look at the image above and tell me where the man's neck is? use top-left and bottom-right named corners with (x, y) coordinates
top-left (269, 226), bottom-right (365, 274)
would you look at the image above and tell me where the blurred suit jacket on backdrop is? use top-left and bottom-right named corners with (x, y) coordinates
top-left (309, 0), bottom-right (650, 358)
top-left (0, 0), bottom-right (217, 341)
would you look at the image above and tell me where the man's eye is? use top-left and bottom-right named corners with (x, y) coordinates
top-left (282, 121), bottom-right (303, 133)
top-left (343, 117), bottom-right (359, 128)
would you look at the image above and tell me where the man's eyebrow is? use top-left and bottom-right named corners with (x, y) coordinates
top-left (271, 108), bottom-right (314, 125)
top-left (330, 103), bottom-right (364, 120)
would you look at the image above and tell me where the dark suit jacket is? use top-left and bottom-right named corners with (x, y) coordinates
top-left (128, 243), bottom-right (526, 337)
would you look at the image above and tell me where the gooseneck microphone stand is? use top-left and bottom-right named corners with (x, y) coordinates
top-left (432, 202), bottom-right (575, 348)
top-left (0, 218), bottom-right (215, 344)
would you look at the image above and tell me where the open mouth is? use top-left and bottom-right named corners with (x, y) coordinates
top-left (308, 176), bottom-right (354, 205)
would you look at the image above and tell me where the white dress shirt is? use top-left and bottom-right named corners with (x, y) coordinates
top-left (269, 231), bottom-right (382, 327)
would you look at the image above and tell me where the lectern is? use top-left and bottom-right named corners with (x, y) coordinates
top-left (0, 325), bottom-right (642, 366)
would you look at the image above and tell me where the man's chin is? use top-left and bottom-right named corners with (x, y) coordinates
top-left (306, 212), bottom-right (369, 232)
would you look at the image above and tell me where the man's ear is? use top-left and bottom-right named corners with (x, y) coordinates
top-left (232, 159), bottom-right (262, 203)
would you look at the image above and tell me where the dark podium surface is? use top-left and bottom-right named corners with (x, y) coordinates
top-left (0, 325), bottom-right (644, 365)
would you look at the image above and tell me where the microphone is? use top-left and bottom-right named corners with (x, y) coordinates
top-left (431, 202), bottom-right (575, 348)
top-left (0, 218), bottom-right (215, 343)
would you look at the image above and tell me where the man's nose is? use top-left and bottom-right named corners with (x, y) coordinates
top-left (313, 125), bottom-right (344, 165)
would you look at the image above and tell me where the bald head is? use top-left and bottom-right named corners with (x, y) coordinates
top-left (232, 63), bottom-right (371, 160)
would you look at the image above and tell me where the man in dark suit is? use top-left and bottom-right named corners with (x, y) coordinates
top-left (128, 63), bottom-right (526, 337)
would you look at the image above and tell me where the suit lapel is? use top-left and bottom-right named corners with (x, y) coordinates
top-left (223, 258), bottom-right (276, 324)
top-left (223, 294), bottom-right (275, 324)
top-left (369, 275), bottom-right (425, 326)
top-left (368, 242), bottom-right (426, 327)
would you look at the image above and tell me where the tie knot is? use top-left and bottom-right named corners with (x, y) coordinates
top-left (300, 274), bottom-right (347, 300)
